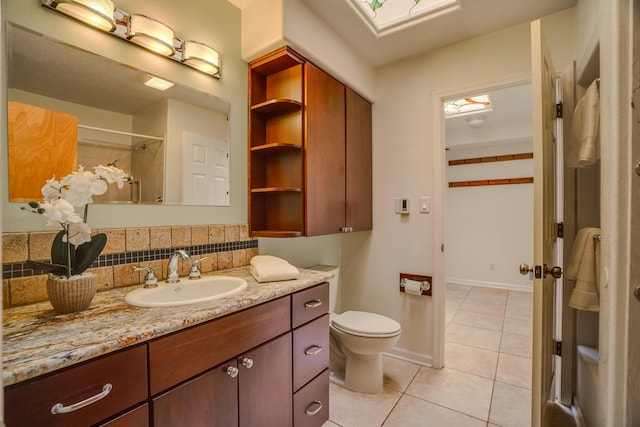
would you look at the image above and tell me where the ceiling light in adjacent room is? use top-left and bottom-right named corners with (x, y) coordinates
top-left (50, 0), bottom-right (116, 32)
top-left (466, 115), bottom-right (487, 128)
top-left (182, 41), bottom-right (220, 75)
top-left (139, 74), bottom-right (174, 91)
top-left (127, 14), bottom-right (175, 56)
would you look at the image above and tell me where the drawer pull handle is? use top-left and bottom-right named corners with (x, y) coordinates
top-left (51, 383), bottom-right (112, 414)
top-left (305, 400), bottom-right (323, 416)
top-left (304, 300), bottom-right (322, 309)
top-left (304, 345), bottom-right (323, 356)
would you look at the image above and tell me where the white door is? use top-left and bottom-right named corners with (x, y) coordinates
top-left (530, 19), bottom-right (562, 427)
top-left (182, 131), bottom-right (229, 206)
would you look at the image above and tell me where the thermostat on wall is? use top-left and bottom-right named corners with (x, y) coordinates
top-left (395, 197), bottom-right (410, 214)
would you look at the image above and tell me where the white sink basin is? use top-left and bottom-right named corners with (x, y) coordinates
top-left (125, 276), bottom-right (247, 307)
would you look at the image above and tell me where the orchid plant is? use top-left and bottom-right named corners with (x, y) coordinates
top-left (22, 165), bottom-right (131, 278)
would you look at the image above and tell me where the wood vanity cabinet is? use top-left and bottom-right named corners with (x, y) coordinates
top-left (5, 283), bottom-right (330, 427)
top-left (248, 46), bottom-right (372, 237)
top-left (291, 283), bottom-right (330, 426)
top-left (4, 345), bottom-right (148, 427)
top-left (149, 297), bottom-right (292, 427)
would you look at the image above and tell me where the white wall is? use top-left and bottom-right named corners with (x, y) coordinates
top-left (446, 143), bottom-right (534, 290)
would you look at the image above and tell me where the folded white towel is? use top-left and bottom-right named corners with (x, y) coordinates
top-left (250, 255), bottom-right (300, 283)
top-left (567, 227), bottom-right (601, 311)
top-left (566, 79), bottom-right (600, 168)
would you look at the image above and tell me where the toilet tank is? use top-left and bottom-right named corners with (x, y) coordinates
top-left (308, 265), bottom-right (339, 313)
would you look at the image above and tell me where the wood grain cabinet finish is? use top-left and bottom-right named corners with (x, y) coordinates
top-left (293, 370), bottom-right (330, 427)
top-left (248, 46), bottom-right (372, 237)
top-left (292, 282), bottom-right (329, 328)
top-left (5, 345), bottom-right (147, 427)
top-left (293, 314), bottom-right (330, 392)
top-left (152, 361), bottom-right (239, 427)
top-left (148, 296), bottom-right (290, 395)
top-left (98, 404), bottom-right (149, 427)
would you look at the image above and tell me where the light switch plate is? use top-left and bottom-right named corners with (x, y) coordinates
top-left (419, 196), bottom-right (430, 213)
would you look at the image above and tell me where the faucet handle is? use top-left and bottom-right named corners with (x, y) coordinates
top-left (133, 266), bottom-right (159, 288)
top-left (189, 257), bottom-right (209, 280)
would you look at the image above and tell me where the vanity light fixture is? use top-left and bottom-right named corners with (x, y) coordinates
top-left (182, 41), bottom-right (220, 76)
top-left (41, 0), bottom-right (221, 79)
top-left (127, 14), bottom-right (175, 56)
top-left (49, 0), bottom-right (116, 32)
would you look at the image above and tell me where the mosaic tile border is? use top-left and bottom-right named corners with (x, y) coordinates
top-left (3, 240), bottom-right (258, 280)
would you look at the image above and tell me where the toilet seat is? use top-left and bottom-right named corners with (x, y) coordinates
top-left (331, 311), bottom-right (401, 338)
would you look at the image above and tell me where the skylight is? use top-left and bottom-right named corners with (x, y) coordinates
top-left (350, 0), bottom-right (460, 35)
top-left (444, 95), bottom-right (492, 118)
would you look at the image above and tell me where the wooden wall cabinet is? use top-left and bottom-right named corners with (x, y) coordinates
top-left (248, 47), bottom-right (372, 237)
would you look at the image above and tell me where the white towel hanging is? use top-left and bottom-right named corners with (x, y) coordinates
top-left (566, 79), bottom-right (600, 168)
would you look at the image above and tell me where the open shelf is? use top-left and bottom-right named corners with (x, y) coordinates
top-left (251, 99), bottom-right (302, 116)
top-left (251, 142), bottom-right (302, 153)
top-left (251, 187), bottom-right (302, 193)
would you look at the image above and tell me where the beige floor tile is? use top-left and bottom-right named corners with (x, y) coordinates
top-left (452, 310), bottom-right (504, 332)
top-left (322, 421), bottom-right (340, 427)
top-left (505, 293), bottom-right (533, 321)
top-left (445, 342), bottom-right (498, 379)
top-left (466, 287), bottom-right (509, 303)
top-left (446, 322), bottom-right (502, 351)
top-left (496, 353), bottom-right (532, 389)
top-left (500, 333), bottom-right (533, 358)
top-left (447, 283), bottom-right (472, 299)
top-left (460, 299), bottom-right (506, 317)
top-left (383, 356), bottom-right (421, 393)
top-left (502, 317), bottom-right (533, 337)
top-left (383, 394), bottom-right (486, 427)
top-left (489, 382), bottom-right (532, 427)
top-left (329, 382), bottom-right (402, 427)
top-left (406, 367), bottom-right (494, 421)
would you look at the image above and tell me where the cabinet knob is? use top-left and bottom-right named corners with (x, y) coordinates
top-left (226, 366), bottom-right (239, 378)
top-left (241, 357), bottom-right (254, 369)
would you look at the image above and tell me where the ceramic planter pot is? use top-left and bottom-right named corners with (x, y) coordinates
top-left (46, 272), bottom-right (98, 314)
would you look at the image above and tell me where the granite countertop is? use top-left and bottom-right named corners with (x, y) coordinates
top-left (3, 266), bottom-right (332, 387)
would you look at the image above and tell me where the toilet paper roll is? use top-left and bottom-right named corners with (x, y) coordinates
top-left (403, 279), bottom-right (423, 296)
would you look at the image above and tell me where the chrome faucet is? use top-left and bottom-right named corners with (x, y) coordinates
top-left (167, 250), bottom-right (191, 283)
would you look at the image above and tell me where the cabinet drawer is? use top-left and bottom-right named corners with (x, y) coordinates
top-left (5, 345), bottom-right (147, 427)
top-left (292, 283), bottom-right (329, 328)
top-left (148, 296), bottom-right (290, 395)
top-left (293, 370), bottom-right (329, 427)
top-left (293, 314), bottom-right (329, 391)
top-left (99, 404), bottom-right (149, 427)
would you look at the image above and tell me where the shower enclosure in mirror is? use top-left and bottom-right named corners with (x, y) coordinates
top-left (6, 23), bottom-right (231, 206)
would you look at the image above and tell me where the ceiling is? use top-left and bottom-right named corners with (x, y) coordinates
top-left (230, 0), bottom-right (576, 68)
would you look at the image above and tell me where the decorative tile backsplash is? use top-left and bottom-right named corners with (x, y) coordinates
top-left (2, 224), bottom-right (258, 308)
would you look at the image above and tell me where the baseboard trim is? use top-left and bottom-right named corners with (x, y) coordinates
top-left (446, 277), bottom-right (533, 292)
top-left (385, 346), bottom-right (432, 367)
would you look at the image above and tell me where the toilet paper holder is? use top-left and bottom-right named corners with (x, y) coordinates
top-left (399, 273), bottom-right (432, 296)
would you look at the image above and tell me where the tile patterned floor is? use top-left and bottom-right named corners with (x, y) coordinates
top-left (323, 284), bottom-right (533, 427)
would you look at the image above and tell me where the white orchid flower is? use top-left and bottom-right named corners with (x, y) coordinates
top-left (66, 222), bottom-right (92, 246)
top-left (94, 165), bottom-right (131, 189)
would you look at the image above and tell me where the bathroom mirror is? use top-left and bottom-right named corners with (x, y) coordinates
top-left (6, 23), bottom-right (231, 206)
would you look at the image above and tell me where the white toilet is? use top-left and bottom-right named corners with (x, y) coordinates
top-left (309, 265), bottom-right (401, 394)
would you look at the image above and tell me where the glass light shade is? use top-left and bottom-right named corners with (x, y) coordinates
top-left (182, 41), bottom-right (220, 75)
top-left (127, 14), bottom-right (175, 56)
top-left (54, 0), bottom-right (116, 32)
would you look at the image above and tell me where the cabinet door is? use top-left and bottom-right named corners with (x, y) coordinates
top-left (99, 404), bottom-right (149, 427)
top-left (153, 361), bottom-right (239, 427)
top-left (346, 88), bottom-right (373, 231)
top-left (305, 63), bottom-right (346, 236)
top-left (239, 333), bottom-right (293, 427)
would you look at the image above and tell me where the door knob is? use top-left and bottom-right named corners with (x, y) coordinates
top-left (545, 265), bottom-right (563, 279)
top-left (519, 264), bottom-right (533, 275)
